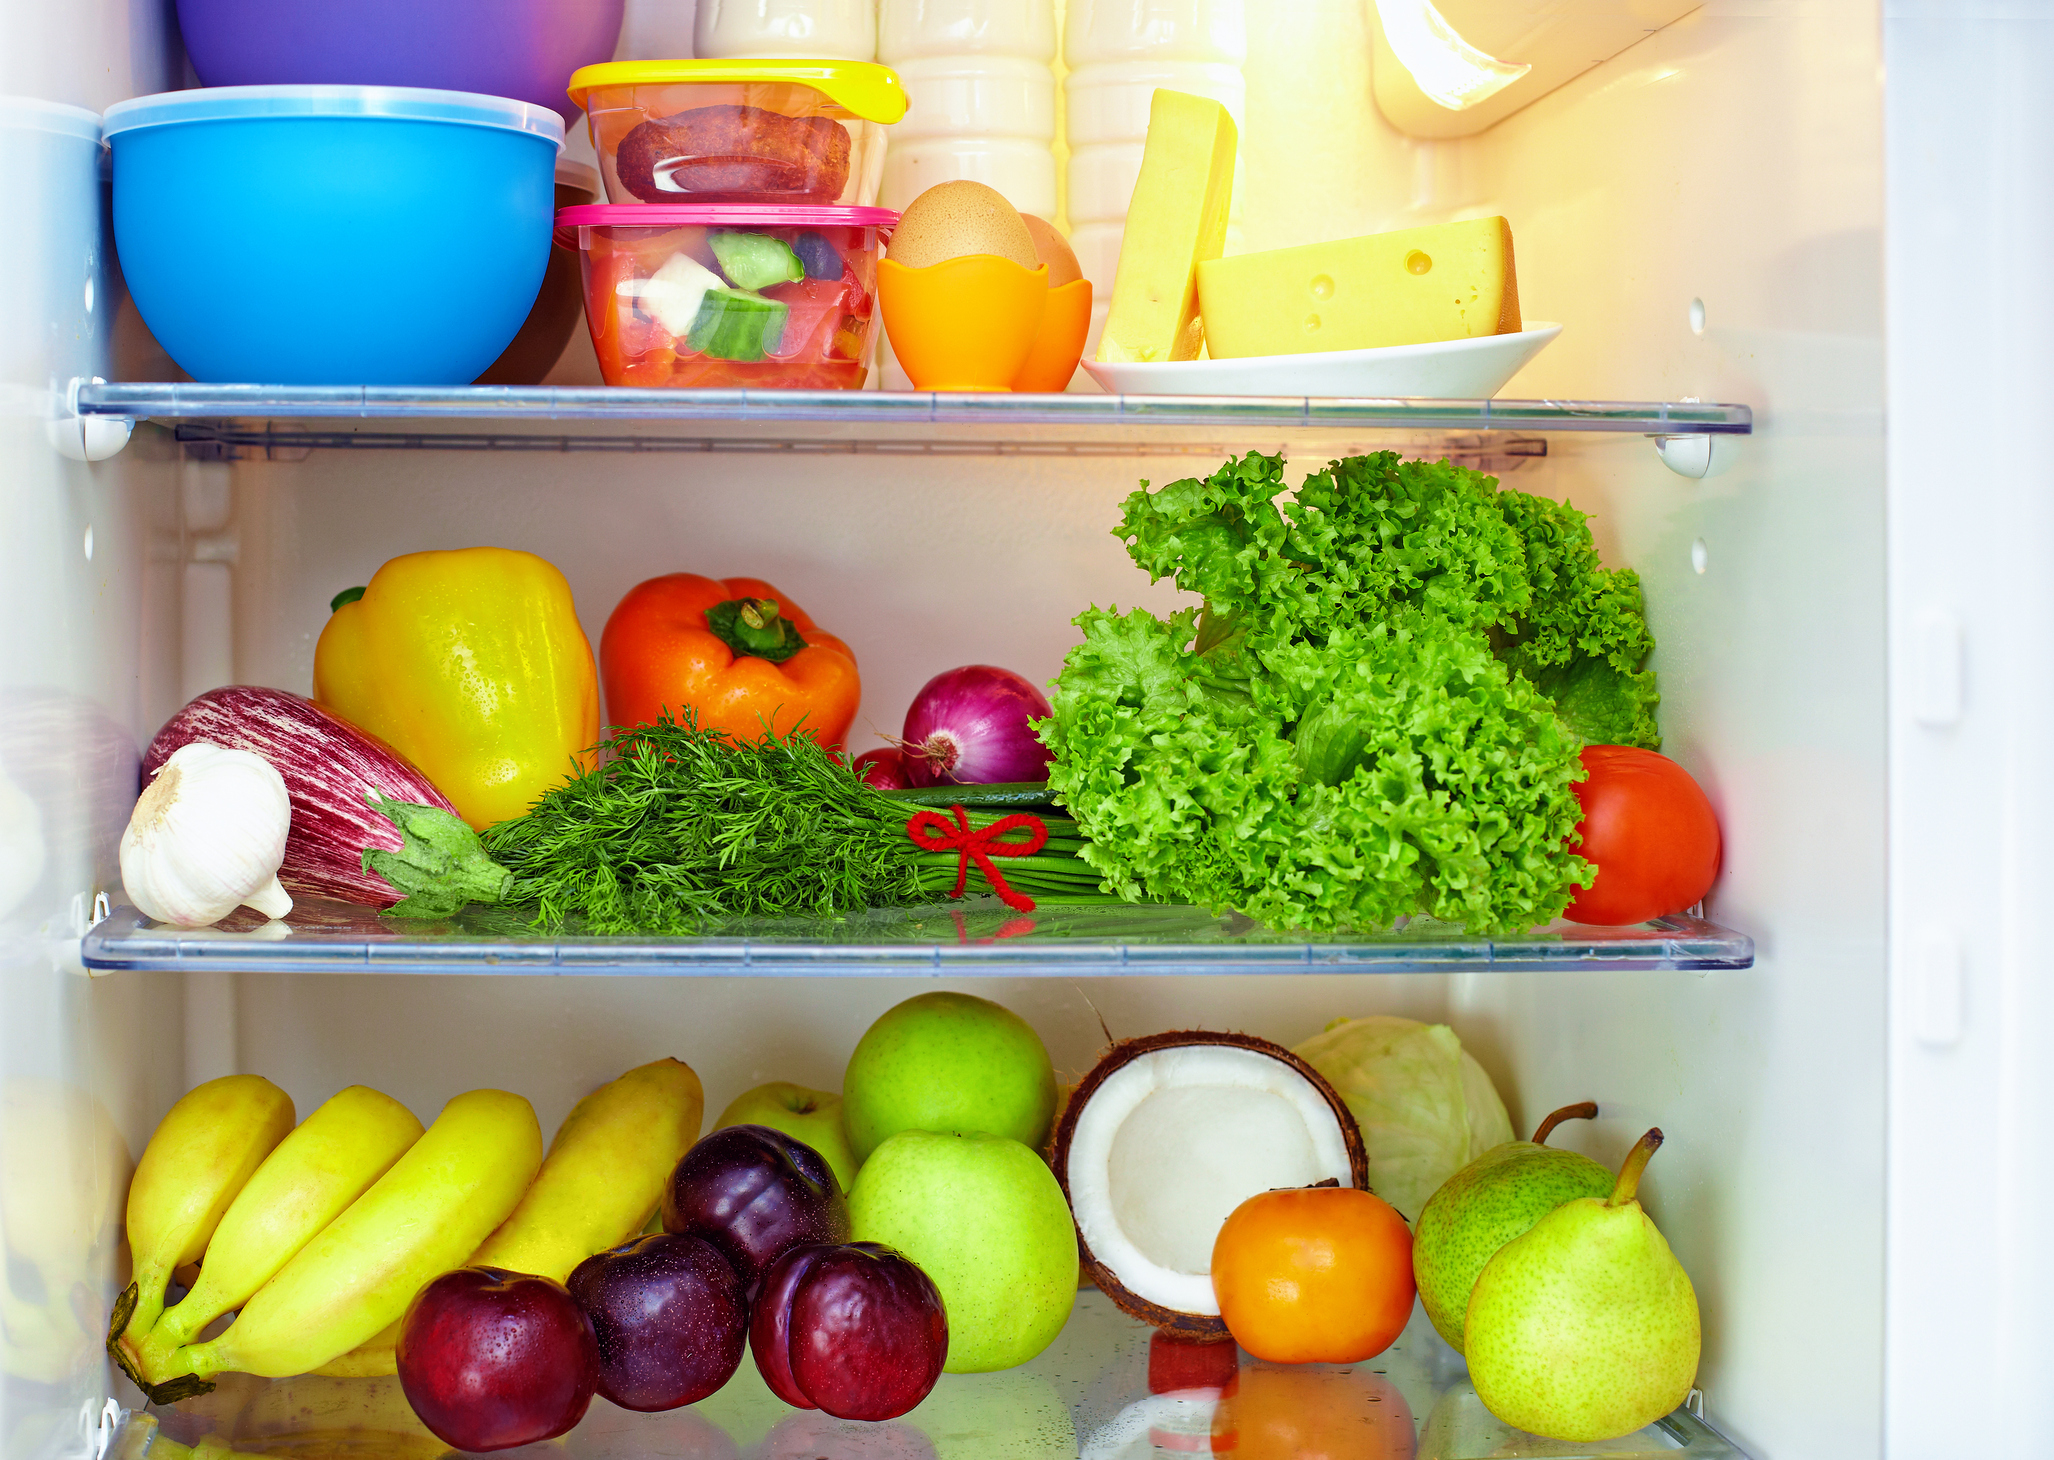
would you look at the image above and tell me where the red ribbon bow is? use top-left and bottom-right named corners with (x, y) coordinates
top-left (905, 806), bottom-right (1049, 913)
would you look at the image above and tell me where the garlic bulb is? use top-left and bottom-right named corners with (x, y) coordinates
top-left (121, 742), bottom-right (293, 928)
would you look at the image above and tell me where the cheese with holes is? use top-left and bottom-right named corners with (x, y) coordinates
top-left (1096, 90), bottom-right (1238, 365)
top-left (1195, 217), bottom-right (1520, 359)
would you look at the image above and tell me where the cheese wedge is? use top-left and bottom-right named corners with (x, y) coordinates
top-left (1195, 217), bottom-right (1520, 359)
top-left (1097, 90), bottom-right (1238, 364)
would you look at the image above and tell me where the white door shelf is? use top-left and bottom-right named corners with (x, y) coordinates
top-left (81, 897), bottom-right (1755, 976)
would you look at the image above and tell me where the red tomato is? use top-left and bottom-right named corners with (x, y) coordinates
top-left (1564, 745), bottom-right (1721, 925)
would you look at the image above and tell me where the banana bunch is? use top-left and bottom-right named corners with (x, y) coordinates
top-left (315, 1057), bottom-right (703, 1377)
top-left (111, 1058), bottom-right (704, 1402)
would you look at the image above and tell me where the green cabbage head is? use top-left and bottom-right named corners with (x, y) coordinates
top-left (1293, 1014), bottom-right (1513, 1224)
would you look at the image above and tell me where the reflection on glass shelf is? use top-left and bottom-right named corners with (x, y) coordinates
top-left (133, 1292), bottom-right (1748, 1460)
top-left (74, 382), bottom-right (1753, 435)
top-left (82, 897), bottom-right (1755, 975)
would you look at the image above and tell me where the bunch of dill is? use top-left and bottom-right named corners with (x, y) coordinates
top-left (478, 714), bottom-right (1104, 934)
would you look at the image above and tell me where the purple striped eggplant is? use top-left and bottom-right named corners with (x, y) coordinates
top-left (142, 687), bottom-right (459, 909)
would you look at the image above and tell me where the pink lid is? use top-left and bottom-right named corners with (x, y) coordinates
top-left (557, 203), bottom-right (898, 228)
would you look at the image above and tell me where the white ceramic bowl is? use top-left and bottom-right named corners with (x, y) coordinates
top-left (1081, 322), bottom-right (1562, 398)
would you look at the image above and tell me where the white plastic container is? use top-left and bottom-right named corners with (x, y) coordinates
top-left (695, 0), bottom-right (877, 61)
top-left (877, 1), bottom-right (1058, 220)
top-left (1064, 0), bottom-right (1245, 353)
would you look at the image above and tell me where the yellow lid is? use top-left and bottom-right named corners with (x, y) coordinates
top-left (567, 59), bottom-right (908, 124)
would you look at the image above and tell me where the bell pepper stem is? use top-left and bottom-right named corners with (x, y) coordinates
top-left (705, 596), bottom-right (811, 664)
top-left (363, 795), bottom-right (513, 919)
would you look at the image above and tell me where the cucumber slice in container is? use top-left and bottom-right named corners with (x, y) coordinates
top-left (687, 288), bottom-right (790, 362)
top-left (710, 231), bottom-right (805, 291)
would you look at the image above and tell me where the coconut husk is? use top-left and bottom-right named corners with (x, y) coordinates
top-left (1049, 1029), bottom-right (1369, 1338)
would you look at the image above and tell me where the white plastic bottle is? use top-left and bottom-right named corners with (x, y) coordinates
top-left (877, 0), bottom-right (1059, 221)
top-left (1064, 0), bottom-right (1246, 351)
top-left (695, 0), bottom-right (878, 62)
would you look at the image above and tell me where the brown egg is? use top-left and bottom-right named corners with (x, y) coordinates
top-left (889, 180), bottom-right (1039, 270)
top-left (1020, 214), bottom-right (1082, 287)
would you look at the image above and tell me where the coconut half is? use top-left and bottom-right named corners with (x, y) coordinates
top-left (1051, 1031), bottom-right (1369, 1338)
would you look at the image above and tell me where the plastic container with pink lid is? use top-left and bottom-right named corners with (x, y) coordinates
top-left (559, 203), bottom-right (896, 389)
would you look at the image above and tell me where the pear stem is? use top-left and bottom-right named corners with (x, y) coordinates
top-left (1531, 1101), bottom-right (1599, 1145)
top-left (1608, 1128), bottom-right (1664, 1206)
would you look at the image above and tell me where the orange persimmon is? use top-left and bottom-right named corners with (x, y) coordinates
top-left (600, 574), bottom-right (860, 749)
top-left (1210, 1185), bottom-right (1415, 1365)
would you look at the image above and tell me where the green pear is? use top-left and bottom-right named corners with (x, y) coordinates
top-left (848, 1129), bottom-right (1079, 1373)
top-left (1464, 1129), bottom-right (1701, 1444)
top-left (712, 1081), bottom-right (861, 1193)
top-left (1413, 1101), bottom-right (1615, 1351)
top-left (842, 992), bottom-right (1058, 1163)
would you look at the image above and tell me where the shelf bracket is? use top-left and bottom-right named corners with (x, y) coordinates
top-left (51, 378), bottom-right (134, 462)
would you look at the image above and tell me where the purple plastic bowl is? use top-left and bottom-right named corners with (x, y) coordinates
top-left (175, 0), bottom-right (625, 123)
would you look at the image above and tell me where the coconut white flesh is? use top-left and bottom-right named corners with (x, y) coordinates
top-left (1066, 1043), bottom-right (1355, 1317)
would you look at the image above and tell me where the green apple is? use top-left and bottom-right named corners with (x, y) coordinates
top-left (842, 992), bottom-right (1057, 1163)
top-left (713, 1081), bottom-right (860, 1192)
top-left (849, 1130), bottom-right (1079, 1373)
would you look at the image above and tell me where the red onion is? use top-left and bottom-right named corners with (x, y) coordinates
top-left (852, 747), bottom-right (910, 789)
top-left (899, 665), bottom-right (1054, 787)
top-left (142, 686), bottom-right (457, 908)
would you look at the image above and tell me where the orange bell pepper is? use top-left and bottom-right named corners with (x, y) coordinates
top-left (600, 574), bottom-right (860, 748)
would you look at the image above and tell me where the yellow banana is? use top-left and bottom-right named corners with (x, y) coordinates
top-left (313, 1059), bottom-right (704, 1379)
top-left (154, 1089), bottom-right (540, 1397)
top-left (472, 1057), bottom-right (704, 1280)
top-left (113, 1076), bottom-right (295, 1358)
top-left (122, 1086), bottom-right (423, 1383)
top-left (309, 1317), bottom-right (401, 1378)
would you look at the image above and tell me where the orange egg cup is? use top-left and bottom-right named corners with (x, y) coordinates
top-left (879, 255), bottom-right (1048, 391)
top-left (1012, 277), bottom-right (1092, 393)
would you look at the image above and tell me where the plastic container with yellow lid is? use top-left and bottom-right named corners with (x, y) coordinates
top-left (568, 59), bottom-right (907, 209)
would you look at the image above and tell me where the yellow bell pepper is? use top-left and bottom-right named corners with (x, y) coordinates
top-left (314, 548), bottom-right (600, 829)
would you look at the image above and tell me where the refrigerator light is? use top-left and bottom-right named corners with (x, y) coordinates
top-left (1372, 0), bottom-right (1530, 111)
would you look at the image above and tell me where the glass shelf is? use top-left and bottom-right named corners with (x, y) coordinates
top-left (74, 383), bottom-right (1752, 455)
top-left (82, 897), bottom-right (1754, 976)
top-left (131, 1290), bottom-right (1749, 1460)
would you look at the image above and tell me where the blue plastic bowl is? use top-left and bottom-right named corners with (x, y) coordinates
top-left (104, 87), bottom-right (563, 386)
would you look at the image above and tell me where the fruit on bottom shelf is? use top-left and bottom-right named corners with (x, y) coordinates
top-left (714, 1083), bottom-right (860, 1194)
top-left (1412, 1100), bottom-right (1614, 1352)
top-left (119, 1086), bottom-right (423, 1384)
top-left (114, 1075), bottom-right (296, 1370)
top-left (146, 1089), bottom-right (542, 1400)
top-left (396, 1267), bottom-right (598, 1452)
top-left (662, 1124), bottom-right (852, 1289)
top-left (842, 990), bottom-right (1060, 1164)
top-left (750, 1240), bottom-right (948, 1420)
top-left (1210, 1184), bottom-right (1415, 1365)
top-left (1465, 1129), bottom-right (1702, 1443)
top-left (473, 1056), bottom-right (706, 1282)
top-left (1050, 1031), bottom-right (1366, 1341)
top-left (849, 1129), bottom-right (1078, 1373)
top-left (568, 1232), bottom-right (748, 1411)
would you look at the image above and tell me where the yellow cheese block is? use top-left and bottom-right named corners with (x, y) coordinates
top-left (1195, 217), bottom-right (1521, 359)
top-left (1097, 90), bottom-right (1238, 365)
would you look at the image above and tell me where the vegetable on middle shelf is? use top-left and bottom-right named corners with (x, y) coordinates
top-left (601, 573), bottom-right (860, 750)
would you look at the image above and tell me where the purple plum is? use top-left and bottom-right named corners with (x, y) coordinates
top-left (567, 1233), bottom-right (749, 1412)
top-left (397, 1267), bottom-right (598, 1452)
top-left (662, 1125), bottom-right (850, 1291)
top-left (750, 1241), bottom-right (947, 1422)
